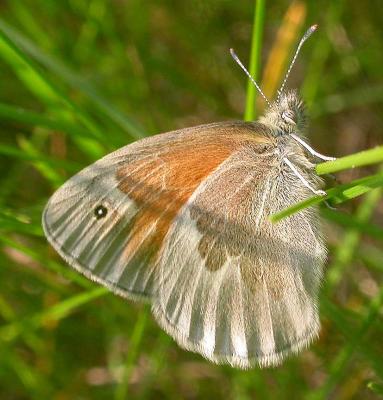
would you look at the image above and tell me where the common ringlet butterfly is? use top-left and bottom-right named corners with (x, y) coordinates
top-left (43, 25), bottom-right (335, 368)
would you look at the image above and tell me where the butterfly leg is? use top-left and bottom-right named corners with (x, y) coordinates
top-left (283, 157), bottom-right (327, 196)
top-left (290, 133), bottom-right (336, 161)
top-left (324, 200), bottom-right (337, 210)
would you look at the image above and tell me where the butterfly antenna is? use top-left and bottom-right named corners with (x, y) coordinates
top-left (277, 24), bottom-right (318, 101)
top-left (230, 48), bottom-right (271, 107)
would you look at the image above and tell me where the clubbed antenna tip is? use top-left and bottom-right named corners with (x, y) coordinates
top-left (305, 24), bottom-right (318, 39)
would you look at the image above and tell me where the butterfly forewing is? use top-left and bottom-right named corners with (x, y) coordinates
top-left (43, 122), bottom-right (263, 300)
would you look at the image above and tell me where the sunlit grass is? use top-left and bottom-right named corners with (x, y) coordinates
top-left (244, 0), bottom-right (265, 121)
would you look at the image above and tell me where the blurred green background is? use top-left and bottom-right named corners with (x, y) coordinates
top-left (0, 0), bottom-right (382, 399)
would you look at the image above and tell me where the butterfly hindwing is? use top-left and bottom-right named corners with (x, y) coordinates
top-left (151, 145), bottom-right (326, 368)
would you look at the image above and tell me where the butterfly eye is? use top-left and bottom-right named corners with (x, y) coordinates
top-left (281, 110), bottom-right (296, 125)
top-left (94, 205), bottom-right (108, 220)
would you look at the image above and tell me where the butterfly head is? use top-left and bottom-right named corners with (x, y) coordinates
top-left (231, 25), bottom-right (318, 137)
top-left (261, 90), bottom-right (307, 136)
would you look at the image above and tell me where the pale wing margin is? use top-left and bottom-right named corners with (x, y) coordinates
top-left (152, 148), bottom-right (326, 368)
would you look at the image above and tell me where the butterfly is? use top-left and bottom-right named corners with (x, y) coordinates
top-left (42, 25), bottom-right (335, 368)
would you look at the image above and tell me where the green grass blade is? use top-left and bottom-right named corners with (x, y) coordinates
top-left (320, 296), bottom-right (383, 379)
top-left (0, 24), bottom-right (105, 159)
top-left (367, 381), bottom-right (383, 396)
top-left (270, 171), bottom-right (383, 222)
top-left (321, 207), bottom-right (383, 241)
top-left (359, 244), bottom-right (383, 273)
top-left (0, 102), bottom-right (97, 140)
top-left (114, 309), bottom-right (149, 400)
top-left (324, 184), bottom-right (383, 293)
top-left (271, 147), bottom-right (383, 221)
top-left (0, 211), bottom-right (43, 236)
top-left (0, 29), bottom-right (61, 106)
top-left (316, 146), bottom-right (383, 175)
top-left (0, 143), bottom-right (81, 173)
top-left (309, 286), bottom-right (383, 400)
top-left (0, 18), bottom-right (145, 140)
top-left (0, 287), bottom-right (107, 343)
top-left (4, 347), bottom-right (47, 396)
top-left (0, 235), bottom-right (92, 289)
top-left (244, 0), bottom-right (266, 121)
top-left (16, 137), bottom-right (64, 186)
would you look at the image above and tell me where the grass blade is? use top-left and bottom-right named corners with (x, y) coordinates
top-left (0, 287), bottom-right (107, 343)
top-left (0, 18), bottom-right (145, 140)
top-left (316, 146), bottom-right (383, 175)
top-left (114, 309), bottom-right (149, 400)
top-left (321, 207), bottom-right (383, 241)
top-left (0, 102), bottom-right (97, 140)
top-left (309, 286), bottom-right (383, 400)
top-left (270, 171), bottom-right (383, 222)
top-left (367, 381), bottom-right (383, 396)
top-left (0, 24), bottom-right (105, 159)
top-left (244, 0), bottom-right (266, 121)
top-left (0, 143), bottom-right (81, 173)
top-left (324, 184), bottom-right (383, 293)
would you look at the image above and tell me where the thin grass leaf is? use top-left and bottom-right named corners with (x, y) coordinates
top-left (309, 286), bottom-right (383, 400)
top-left (320, 208), bottom-right (383, 241)
top-left (367, 381), bottom-right (383, 396)
top-left (271, 147), bottom-right (383, 221)
top-left (270, 171), bottom-right (383, 222)
top-left (114, 309), bottom-right (149, 400)
top-left (0, 18), bottom-right (145, 141)
top-left (17, 137), bottom-right (64, 186)
top-left (4, 346), bottom-right (47, 396)
top-left (244, 0), bottom-right (266, 121)
top-left (320, 297), bottom-right (383, 380)
top-left (0, 211), bottom-right (43, 236)
top-left (0, 287), bottom-right (107, 343)
top-left (316, 146), bottom-right (383, 175)
top-left (0, 102), bottom-right (96, 140)
top-left (359, 244), bottom-right (383, 273)
top-left (0, 25), bottom-right (105, 159)
top-left (0, 29), bottom-right (61, 106)
top-left (0, 143), bottom-right (81, 173)
top-left (324, 183), bottom-right (382, 293)
top-left (0, 235), bottom-right (92, 289)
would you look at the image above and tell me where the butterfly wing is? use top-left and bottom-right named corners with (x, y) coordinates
top-left (43, 120), bottom-right (325, 368)
top-left (42, 121), bottom-right (264, 301)
top-left (151, 144), bottom-right (326, 368)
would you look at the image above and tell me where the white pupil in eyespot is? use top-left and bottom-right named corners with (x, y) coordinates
top-left (94, 205), bottom-right (107, 219)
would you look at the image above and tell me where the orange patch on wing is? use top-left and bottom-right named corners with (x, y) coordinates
top-left (116, 129), bottom-right (266, 265)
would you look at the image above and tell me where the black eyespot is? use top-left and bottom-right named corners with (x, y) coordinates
top-left (94, 205), bottom-right (108, 220)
